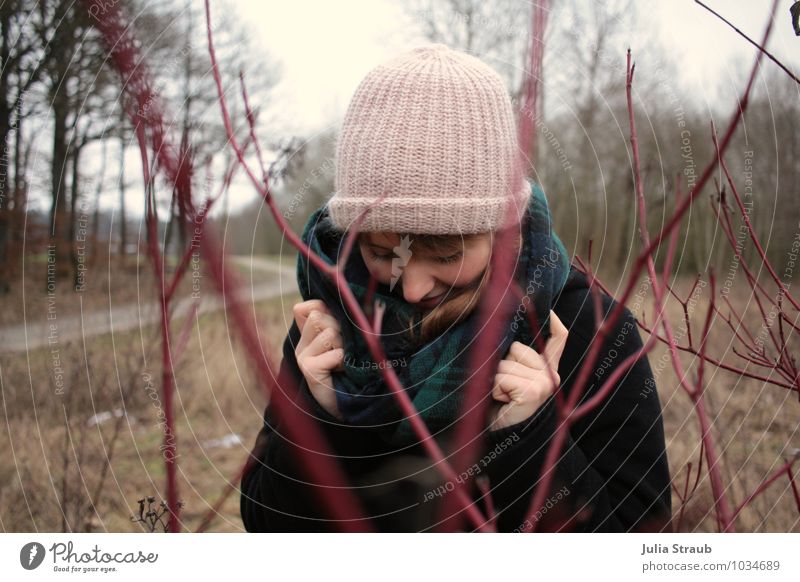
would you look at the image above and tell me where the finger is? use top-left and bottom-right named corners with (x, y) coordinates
top-left (293, 300), bottom-right (324, 330)
top-left (296, 313), bottom-right (318, 354)
top-left (293, 300), bottom-right (332, 332)
top-left (305, 309), bottom-right (341, 337)
top-left (306, 347), bottom-right (345, 375)
top-left (497, 359), bottom-right (540, 381)
top-left (490, 381), bottom-right (512, 404)
top-left (493, 372), bottom-right (557, 405)
top-left (550, 309), bottom-right (568, 338)
top-left (507, 341), bottom-right (548, 370)
top-left (497, 359), bottom-right (560, 387)
top-left (304, 326), bottom-right (343, 358)
top-left (543, 310), bottom-right (568, 372)
top-left (548, 310), bottom-right (568, 343)
top-left (491, 373), bottom-right (529, 404)
top-left (296, 310), bottom-right (341, 354)
top-left (296, 310), bottom-right (334, 354)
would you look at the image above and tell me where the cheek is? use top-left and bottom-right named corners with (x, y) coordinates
top-left (447, 262), bottom-right (486, 286)
top-left (449, 246), bottom-right (492, 286)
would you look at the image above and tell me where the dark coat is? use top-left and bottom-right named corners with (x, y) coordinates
top-left (239, 267), bottom-right (673, 532)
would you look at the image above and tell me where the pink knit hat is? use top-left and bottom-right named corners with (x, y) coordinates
top-left (327, 43), bottom-right (530, 235)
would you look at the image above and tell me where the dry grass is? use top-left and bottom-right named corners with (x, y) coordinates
top-left (634, 272), bottom-right (800, 533)
top-left (0, 289), bottom-right (300, 532)
top-left (1, 254), bottom-right (160, 327)
top-left (1, 266), bottom-right (798, 532)
top-left (0, 252), bottom-right (272, 329)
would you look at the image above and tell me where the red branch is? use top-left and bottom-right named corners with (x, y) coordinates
top-left (89, 0), bottom-right (798, 534)
top-left (203, 0), bottom-right (492, 531)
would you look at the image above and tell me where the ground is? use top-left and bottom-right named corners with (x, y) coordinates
top-left (0, 256), bottom-right (797, 532)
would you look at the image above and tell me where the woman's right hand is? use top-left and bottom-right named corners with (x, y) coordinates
top-left (293, 300), bottom-right (345, 420)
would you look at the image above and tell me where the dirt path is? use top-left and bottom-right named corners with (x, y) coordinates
top-left (0, 257), bottom-right (297, 354)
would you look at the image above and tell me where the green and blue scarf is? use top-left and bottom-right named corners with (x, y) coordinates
top-left (296, 180), bottom-right (572, 448)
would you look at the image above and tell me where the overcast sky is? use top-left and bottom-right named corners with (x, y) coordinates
top-left (233, 0), bottom-right (800, 136)
top-left (75, 0), bottom-right (800, 218)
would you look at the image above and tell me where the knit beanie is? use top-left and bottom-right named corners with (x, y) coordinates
top-left (327, 43), bottom-right (529, 235)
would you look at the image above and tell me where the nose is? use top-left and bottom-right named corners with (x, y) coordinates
top-left (400, 261), bottom-right (437, 304)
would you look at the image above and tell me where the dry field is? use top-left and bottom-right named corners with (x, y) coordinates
top-left (0, 264), bottom-right (798, 532)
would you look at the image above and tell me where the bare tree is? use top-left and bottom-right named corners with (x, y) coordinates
top-left (408, 0), bottom-right (533, 98)
top-left (0, 0), bottom-right (50, 292)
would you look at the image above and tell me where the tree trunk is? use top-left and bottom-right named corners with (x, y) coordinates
top-left (69, 144), bottom-right (83, 289)
top-left (91, 139), bottom-right (107, 267)
top-left (0, 7), bottom-right (11, 294)
top-left (118, 108), bottom-right (127, 258)
top-left (49, 95), bottom-right (71, 289)
top-left (0, 126), bottom-right (10, 294)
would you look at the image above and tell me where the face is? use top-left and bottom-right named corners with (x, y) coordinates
top-left (358, 231), bottom-right (493, 308)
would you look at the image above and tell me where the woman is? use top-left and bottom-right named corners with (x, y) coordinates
top-left (240, 44), bottom-right (672, 532)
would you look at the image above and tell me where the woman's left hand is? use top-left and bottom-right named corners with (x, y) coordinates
top-left (487, 310), bottom-right (569, 431)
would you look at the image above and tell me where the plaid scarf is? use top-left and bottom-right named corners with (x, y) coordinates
top-left (296, 180), bottom-right (571, 448)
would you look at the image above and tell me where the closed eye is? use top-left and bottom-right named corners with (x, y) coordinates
top-left (367, 248), bottom-right (462, 264)
top-left (367, 248), bottom-right (392, 262)
top-left (436, 252), bottom-right (462, 264)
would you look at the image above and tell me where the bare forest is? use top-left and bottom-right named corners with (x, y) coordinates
top-left (1, 0), bottom-right (799, 535)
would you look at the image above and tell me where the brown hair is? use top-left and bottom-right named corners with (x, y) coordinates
top-left (358, 229), bottom-right (523, 345)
